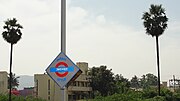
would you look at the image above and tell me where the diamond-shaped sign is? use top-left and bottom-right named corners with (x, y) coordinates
top-left (46, 52), bottom-right (82, 88)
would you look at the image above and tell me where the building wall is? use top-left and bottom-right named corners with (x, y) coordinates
top-left (34, 74), bottom-right (60, 101)
top-left (19, 87), bottom-right (35, 97)
top-left (0, 71), bottom-right (8, 94)
top-left (34, 62), bottom-right (92, 101)
top-left (76, 62), bottom-right (88, 75)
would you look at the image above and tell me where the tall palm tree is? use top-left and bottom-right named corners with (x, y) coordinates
top-left (142, 4), bottom-right (168, 96)
top-left (2, 18), bottom-right (23, 101)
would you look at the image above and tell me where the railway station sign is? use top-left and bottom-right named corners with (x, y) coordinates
top-left (46, 52), bottom-right (82, 88)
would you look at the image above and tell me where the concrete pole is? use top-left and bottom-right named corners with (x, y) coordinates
top-left (61, 0), bottom-right (67, 101)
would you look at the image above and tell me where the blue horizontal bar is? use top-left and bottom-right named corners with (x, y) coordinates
top-left (50, 66), bottom-right (74, 72)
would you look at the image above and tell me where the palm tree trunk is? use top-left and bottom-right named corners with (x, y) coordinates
top-left (156, 36), bottom-right (161, 96)
top-left (9, 43), bottom-right (13, 101)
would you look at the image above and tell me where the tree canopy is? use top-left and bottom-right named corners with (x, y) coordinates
top-left (90, 65), bottom-right (159, 98)
top-left (2, 18), bottom-right (23, 44)
top-left (90, 66), bottom-right (115, 96)
top-left (142, 4), bottom-right (168, 37)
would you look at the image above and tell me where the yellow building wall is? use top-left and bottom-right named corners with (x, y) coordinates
top-left (34, 62), bottom-right (92, 101)
top-left (0, 71), bottom-right (8, 94)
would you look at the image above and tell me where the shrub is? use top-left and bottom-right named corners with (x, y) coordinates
top-left (0, 94), bottom-right (46, 101)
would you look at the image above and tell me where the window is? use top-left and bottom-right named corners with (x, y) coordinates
top-left (73, 82), bottom-right (76, 86)
top-left (87, 83), bottom-right (90, 87)
top-left (81, 82), bottom-right (84, 87)
top-left (36, 80), bottom-right (38, 96)
top-left (85, 82), bottom-right (87, 87)
top-left (48, 79), bottom-right (50, 90)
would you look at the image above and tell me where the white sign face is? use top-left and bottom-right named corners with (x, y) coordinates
top-left (46, 52), bottom-right (81, 88)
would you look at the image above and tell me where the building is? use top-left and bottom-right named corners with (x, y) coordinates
top-left (68, 62), bottom-right (92, 100)
top-left (34, 74), bottom-right (57, 101)
top-left (19, 87), bottom-right (34, 97)
top-left (169, 78), bottom-right (180, 88)
top-left (34, 62), bottom-right (92, 101)
top-left (168, 78), bottom-right (180, 92)
top-left (161, 81), bottom-right (168, 88)
top-left (0, 71), bottom-right (8, 94)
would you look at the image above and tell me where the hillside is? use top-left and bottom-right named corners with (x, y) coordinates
top-left (18, 75), bottom-right (34, 90)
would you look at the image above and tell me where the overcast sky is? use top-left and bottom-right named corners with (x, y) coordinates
top-left (0, 0), bottom-right (180, 81)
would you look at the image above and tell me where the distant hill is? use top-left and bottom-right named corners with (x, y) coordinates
top-left (18, 75), bottom-right (34, 90)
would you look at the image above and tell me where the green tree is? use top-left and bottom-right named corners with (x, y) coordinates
top-left (140, 73), bottom-right (158, 89)
top-left (130, 75), bottom-right (140, 89)
top-left (142, 4), bottom-right (168, 95)
top-left (90, 66), bottom-right (115, 97)
top-left (140, 75), bottom-right (148, 89)
top-left (114, 74), bottom-right (130, 94)
top-left (0, 94), bottom-right (46, 101)
top-left (8, 73), bottom-right (20, 89)
top-left (146, 73), bottom-right (158, 86)
top-left (2, 18), bottom-right (23, 101)
top-left (142, 87), bottom-right (158, 99)
top-left (160, 87), bottom-right (173, 101)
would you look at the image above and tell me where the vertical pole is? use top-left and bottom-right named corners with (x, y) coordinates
top-left (61, 0), bottom-right (66, 54)
top-left (9, 43), bottom-right (13, 101)
top-left (173, 75), bottom-right (175, 92)
top-left (156, 36), bottom-right (160, 96)
top-left (61, 0), bottom-right (67, 101)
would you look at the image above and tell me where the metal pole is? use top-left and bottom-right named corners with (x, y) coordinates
top-left (61, 0), bottom-right (67, 101)
top-left (61, 0), bottom-right (66, 54)
top-left (173, 75), bottom-right (175, 91)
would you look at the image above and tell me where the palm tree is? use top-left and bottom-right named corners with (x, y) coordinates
top-left (8, 73), bottom-right (20, 89)
top-left (2, 18), bottom-right (23, 101)
top-left (142, 4), bottom-right (168, 96)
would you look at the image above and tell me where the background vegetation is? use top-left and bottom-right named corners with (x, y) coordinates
top-left (89, 66), bottom-right (180, 101)
top-left (0, 94), bottom-right (46, 101)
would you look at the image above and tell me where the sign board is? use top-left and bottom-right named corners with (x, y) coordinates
top-left (46, 52), bottom-right (82, 88)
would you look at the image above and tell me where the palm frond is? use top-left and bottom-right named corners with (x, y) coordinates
top-left (142, 4), bottom-right (168, 37)
top-left (2, 18), bottom-right (23, 44)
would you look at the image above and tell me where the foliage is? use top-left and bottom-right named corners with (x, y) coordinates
top-left (173, 93), bottom-right (180, 101)
top-left (144, 96), bottom-right (165, 101)
top-left (140, 73), bottom-right (158, 89)
top-left (2, 18), bottom-right (23, 101)
top-left (90, 66), bottom-right (116, 96)
top-left (129, 73), bottom-right (158, 89)
top-left (114, 74), bottom-right (130, 94)
top-left (89, 87), bottom-right (180, 101)
top-left (90, 93), bottom-right (140, 101)
top-left (0, 94), bottom-right (46, 101)
top-left (142, 4), bottom-right (168, 96)
top-left (90, 66), bottom-right (159, 98)
top-left (2, 18), bottom-right (23, 44)
top-left (89, 71), bottom-right (180, 101)
top-left (90, 66), bottom-right (131, 97)
top-left (160, 87), bottom-right (173, 100)
top-left (130, 75), bottom-right (140, 89)
top-left (142, 87), bottom-right (158, 98)
top-left (8, 73), bottom-right (20, 89)
top-left (142, 4), bottom-right (168, 37)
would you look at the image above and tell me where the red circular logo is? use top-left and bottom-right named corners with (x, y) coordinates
top-left (55, 62), bottom-right (68, 77)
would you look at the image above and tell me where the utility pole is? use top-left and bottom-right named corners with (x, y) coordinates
top-left (61, 0), bottom-right (67, 101)
top-left (173, 75), bottom-right (175, 92)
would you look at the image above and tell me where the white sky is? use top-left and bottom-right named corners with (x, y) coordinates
top-left (0, 0), bottom-right (180, 81)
